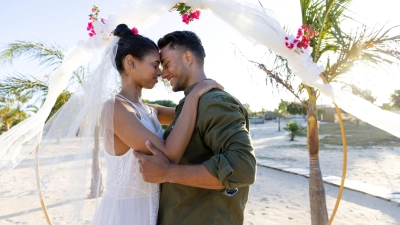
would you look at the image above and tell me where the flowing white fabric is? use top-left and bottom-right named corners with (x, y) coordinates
top-left (91, 96), bottom-right (163, 225)
top-left (0, 1), bottom-right (174, 223)
top-left (185, 0), bottom-right (400, 138)
top-left (0, 0), bottom-right (399, 224)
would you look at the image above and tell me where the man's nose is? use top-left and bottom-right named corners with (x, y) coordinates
top-left (161, 70), bottom-right (168, 79)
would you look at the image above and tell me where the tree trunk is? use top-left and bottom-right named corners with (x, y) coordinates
top-left (308, 94), bottom-right (328, 225)
top-left (278, 116), bottom-right (281, 132)
top-left (89, 123), bottom-right (103, 198)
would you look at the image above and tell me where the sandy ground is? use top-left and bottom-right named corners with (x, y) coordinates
top-left (244, 118), bottom-right (400, 224)
top-left (1, 119), bottom-right (400, 224)
top-left (244, 166), bottom-right (400, 225)
top-left (250, 118), bottom-right (400, 192)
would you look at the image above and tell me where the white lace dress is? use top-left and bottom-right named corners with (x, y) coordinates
top-left (91, 96), bottom-right (163, 225)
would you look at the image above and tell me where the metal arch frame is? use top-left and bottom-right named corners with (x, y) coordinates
top-left (319, 75), bottom-right (348, 225)
top-left (36, 144), bottom-right (53, 225)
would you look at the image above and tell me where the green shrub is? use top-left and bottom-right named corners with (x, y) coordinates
top-left (283, 121), bottom-right (306, 141)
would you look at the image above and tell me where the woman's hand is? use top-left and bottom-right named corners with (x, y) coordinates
top-left (190, 80), bottom-right (224, 99)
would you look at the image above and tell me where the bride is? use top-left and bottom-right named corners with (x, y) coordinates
top-left (90, 24), bottom-right (223, 225)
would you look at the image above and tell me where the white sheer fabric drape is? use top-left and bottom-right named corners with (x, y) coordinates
top-left (0, 0), bottom-right (399, 224)
top-left (0, 0), bottom-right (173, 223)
top-left (187, 0), bottom-right (400, 138)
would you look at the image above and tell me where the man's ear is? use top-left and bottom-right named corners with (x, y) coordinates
top-left (183, 51), bottom-right (194, 66)
top-left (125, 54), bottom-right (135, 71)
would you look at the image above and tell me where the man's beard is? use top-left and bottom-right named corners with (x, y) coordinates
top-left (172, 79), bottom-right (185, 92)
top-left (171, 70), bottom-right (188, 92)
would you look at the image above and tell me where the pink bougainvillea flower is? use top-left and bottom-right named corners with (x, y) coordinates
top-left (297, 28), bottom-right (303, 35)
top-left (182, 13), bottom-right (190, 24)
top-left (131, 27), bottom-right (139, 35)
top-left (190, 10), bottom-right (201, 19)
top-left (189, 12), bottom-right (197, 19)
top-left (285, 24), bottom-right (318, 51)
top-left (87, 22), bottom-right (94, 30)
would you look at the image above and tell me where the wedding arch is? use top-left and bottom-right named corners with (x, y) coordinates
top-left (1, 0), bottom-right (399, 224)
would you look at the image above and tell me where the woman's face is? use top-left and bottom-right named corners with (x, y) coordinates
top-left (131, 50), bottom-right (161, 89)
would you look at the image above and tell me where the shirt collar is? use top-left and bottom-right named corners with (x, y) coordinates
top-left (183, 78), bottom-right (212, 97)
top-left (184, 82), bottom-right (198, 97)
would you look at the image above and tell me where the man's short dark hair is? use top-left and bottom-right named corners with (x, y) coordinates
top-left (158, 31), bottom-right (206, 66)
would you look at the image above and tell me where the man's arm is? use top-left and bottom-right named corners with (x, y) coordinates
top-left (165, 164), bottom-right (224, 189)
top-left (199, 92), bottom-right (256, 189)
top-left (133, 92), bottom-right (256, 190)
top-left (133, 141), bottom-right (224, 189)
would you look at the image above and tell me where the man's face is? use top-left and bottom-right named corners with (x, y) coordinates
top-left (160, 45), bottom-right (188, 92)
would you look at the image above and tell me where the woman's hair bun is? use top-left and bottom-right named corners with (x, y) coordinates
top-left (113, 24), bottom-right (132, 38)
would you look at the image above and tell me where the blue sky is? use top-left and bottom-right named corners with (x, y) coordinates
top-left (0, 0), bottom-right (399, 111)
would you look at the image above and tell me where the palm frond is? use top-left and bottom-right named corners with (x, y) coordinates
top-left (327, 25), bottom-right (400, 81)
top-left (0, 73), bottom-right (48, 99)
top-left (0, 40), bottom-right (64, 68)
top-left (300, 0), bottom-right (353, 62)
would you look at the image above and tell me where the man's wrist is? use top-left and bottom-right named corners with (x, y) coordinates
top-left (163, 163), bottom-right (178, 183)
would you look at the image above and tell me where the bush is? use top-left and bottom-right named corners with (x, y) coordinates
top-left (283, 121), bottom-right (306, 141)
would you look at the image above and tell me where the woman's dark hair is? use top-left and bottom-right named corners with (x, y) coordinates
top-left (157, 31), bottom-right (206, 66)
top-left (113, 24), bottom-right (158, 73)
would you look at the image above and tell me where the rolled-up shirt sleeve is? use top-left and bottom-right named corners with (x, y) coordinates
top-left (200, 92), bottom-right (256, 189)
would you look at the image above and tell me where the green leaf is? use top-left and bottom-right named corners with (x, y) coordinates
top-left (177, 4), bottom-right (184, 11)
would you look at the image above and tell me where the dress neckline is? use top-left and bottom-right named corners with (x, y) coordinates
top-left (116, 94), bottom-right (154, 118)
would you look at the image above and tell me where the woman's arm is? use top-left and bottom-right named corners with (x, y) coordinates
top-left (113, 80), bottom-right (223, 164)
top-left (147, 104), bottom-right (175, 125)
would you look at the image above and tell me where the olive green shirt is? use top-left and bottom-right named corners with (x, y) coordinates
top-left (158, 82), bottom-right (256, 225)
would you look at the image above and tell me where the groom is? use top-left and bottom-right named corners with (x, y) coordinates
top-left (133, 31), bottom-right (256, 225)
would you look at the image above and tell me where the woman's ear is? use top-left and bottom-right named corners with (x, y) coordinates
top-left (124, 54), bottom-right (135, 72)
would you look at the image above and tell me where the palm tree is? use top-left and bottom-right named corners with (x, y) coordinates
top-left (0, 92), bottom-right (33, 133)
top-left (0, 41), bottom-right (86, 120)
top-left (283, 120), bottom-right (306, 141)
top-left (250, 0), bottom-right (400, 224)
top-left (275, 99), bottom-right (289, 132)
top-left (0, 41), bottom-right (104, 197)
top-left (390, 89), bottom-right (400, 108)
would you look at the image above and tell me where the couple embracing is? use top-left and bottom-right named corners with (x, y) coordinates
top-left (92, 24), bottom-right (256, 225)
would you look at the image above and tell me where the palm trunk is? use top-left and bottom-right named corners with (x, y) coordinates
top-left (6, 122), bottom-right (11, 131)
top-left (308, 93), bottom-right (328, 225)
top-left (89, 123), bottom-right (103, 198)
top-left (278, 116), bottom-right (281, 131)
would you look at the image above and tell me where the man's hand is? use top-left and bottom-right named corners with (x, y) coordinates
top-left (133, 140), bottom-right (172, 183)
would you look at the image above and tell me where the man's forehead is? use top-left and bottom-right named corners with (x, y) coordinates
top-left (160, 47), bottom-right (174, 63)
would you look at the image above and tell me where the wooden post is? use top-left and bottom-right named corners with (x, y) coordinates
top-left (35, 144), bottom-right (52, 225)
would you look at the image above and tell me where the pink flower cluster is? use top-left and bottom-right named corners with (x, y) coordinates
top-left (285, 24), bottom-right (319, 50)
top-left (131, 27), bottom-right (139, 35)
top-left (87, 5), bottom-right (106, 37)
top-left (181, 10), bottom-right (201, 25)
